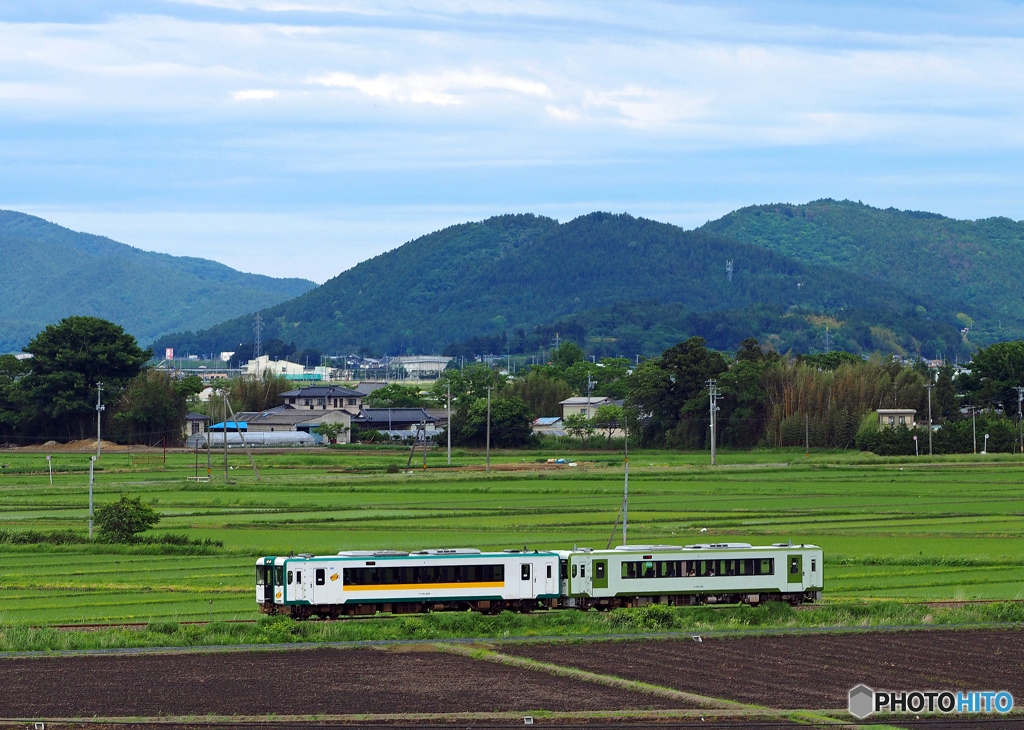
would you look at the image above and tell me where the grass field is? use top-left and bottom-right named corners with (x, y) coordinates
top-left (0, 445), bottom-right (1022, 626)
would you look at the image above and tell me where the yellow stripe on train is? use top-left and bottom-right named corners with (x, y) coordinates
top-left (343, 581), bottom-right (505, 592)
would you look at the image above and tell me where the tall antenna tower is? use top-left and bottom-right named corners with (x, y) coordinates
top-left (726, 260), bottom-right (733, 282)
top-left (253, 312), bottom-right (263, 360)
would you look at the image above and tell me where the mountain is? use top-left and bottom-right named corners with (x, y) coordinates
top-left (699, 199), bottom-right (1024, 344)
top-left (0, 211), bottom-right (316, 353)
top-left (154, 212), bottom-right (970, 359)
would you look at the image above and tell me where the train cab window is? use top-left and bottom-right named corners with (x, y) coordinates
top-left (256, 566), bottom-right (266, 585)
top-left (295, 571), bottom-right (301, 583)
top-left (521, 564), bottom-right (531, 581)
top-left (287, 570), bottom-right (294, 585)
top-left (595, 562), bottom-right (605, 580)
top-left (546, 565), bottom-right (552, 579)
top-left (315, 569), bottom-right (325, 586)
top-left (811, 559), bottom-right (816, 571)
top-left (580, 564), bottom-right (586, 578)
top-left (572, 564), bottom-right (578, 578)
top-left (274, 566), bottom-right (284, 585)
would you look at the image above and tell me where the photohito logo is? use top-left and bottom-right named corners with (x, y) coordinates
top-left (849, 685), bottom-right (1014, 719)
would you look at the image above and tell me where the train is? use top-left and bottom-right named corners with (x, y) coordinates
top-left (256, 542), bottom-right (823, 619)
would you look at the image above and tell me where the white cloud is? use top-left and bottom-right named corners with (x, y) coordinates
top-left (232, 89), bottom-right (279, 100)
top-left (312, 69), bottom-right (552, 106)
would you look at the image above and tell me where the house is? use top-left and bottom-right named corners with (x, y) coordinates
top-left (877, 409), bottom-right (916, 428)
top-left (279, 385), bottom-right (365, 414)
top-left (184, 412), bottom-right (209, 439)
top-left (533, 416), bottom-right (565, 436)
top-left (559, 396), bottom-right (616, 419)
top-left (353, 408), bottom-right (438, 432)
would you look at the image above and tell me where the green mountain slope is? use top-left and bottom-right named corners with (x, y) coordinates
top-left (0, 211), bottom-right (316, 353)
top-left (155, 212), bottom-right (967, 358)
top-left (699, 199), bottom-right (1024, 343)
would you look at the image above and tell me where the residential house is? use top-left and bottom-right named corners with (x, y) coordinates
top-left (877, 409), bottom-right (916, 428)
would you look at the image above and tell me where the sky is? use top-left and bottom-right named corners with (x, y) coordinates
top-left (3, 1), bottom-right (1024, 283)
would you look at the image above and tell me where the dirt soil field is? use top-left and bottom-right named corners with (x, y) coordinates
top-left (503, 629), bottom-right (1024, 710)
top-left (0, 646), bottom-right (687, 718)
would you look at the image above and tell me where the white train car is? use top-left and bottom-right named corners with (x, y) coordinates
top-left (257, 548), bottom-right (560, 619)
top-left (557, 543), bottom-right (823, 609)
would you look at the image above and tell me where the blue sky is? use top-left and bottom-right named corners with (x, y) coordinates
top-left (3, 1), bottom-right (1024, 282)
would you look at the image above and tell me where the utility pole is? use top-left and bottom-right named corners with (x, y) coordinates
top-left (95, 383), bottom-right (104, 461)
top-left (1015, 386), bottom-right (1024, 454)
top-left (805, 413), bottom-right (809, 459)
top-left (622, 418), bottom-right (629, 546)
top-left (925, 382), bottom-right (935, 456)
top-left (223, 390), bottom-right (230, 481)
top-left (706, 380), bottom-right (721, 466)
top-left (972, 406), bottom-right (978, 454)
top-left (446, 381), bottom-right (452, 466)
top-left (88, 456), bottom-right (95, 539)
top-left (486, 387), bottom-right (493, 473)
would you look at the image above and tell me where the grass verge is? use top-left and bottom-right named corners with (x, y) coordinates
top-left (2, 600), bottom-right (1022, 653)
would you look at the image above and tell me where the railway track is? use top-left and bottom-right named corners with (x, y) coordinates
top-left (41, 598), bottom-right (1024, 630)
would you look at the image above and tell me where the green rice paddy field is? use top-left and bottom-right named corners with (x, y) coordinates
top-left (0, 446), bottom-right (1022, 625)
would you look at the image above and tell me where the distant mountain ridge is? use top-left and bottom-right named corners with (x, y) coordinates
top-left (0, 211), bottom-right (316, 353)
top-left (699, 199), bottom-right (1024, 342)
top-left (154, 211), bottom-right (970, 359)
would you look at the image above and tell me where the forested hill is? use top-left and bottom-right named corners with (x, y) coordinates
top-left (0, 211), bottom-right (315, 353)
top-left (155, 212), bottom-right (965, 358)
top-left (699, 199), bottom-right (1024, 342)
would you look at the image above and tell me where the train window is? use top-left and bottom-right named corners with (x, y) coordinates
top-left (546, 565), bottom-right (552, 579)
top-left (295, 571), bottom-right (302, 583)
top-left (315, 569), bottom-right (325, 586)
top-left (521, 564), bottom-right (531, 581)
top-left (686, 561), bottom-right (696, 577)
top-left (572, 564), bottom-right (578, 578)
top-left (811, 559), bottom-right (816, 571)
top-left (560, 560), bottom-right (568, 580)
top-left (595, 562), bottom-right (605, 580)
top-left (790, 558), bottom-right (799, 574)
top-left (256, 566), bottom-right (266, 585)
top-left (287, 570), bottom-right (293, 585)
top-left (274, 566), bottom-right (284, 585)
top-left (580, 564), bottom-right (586, 578)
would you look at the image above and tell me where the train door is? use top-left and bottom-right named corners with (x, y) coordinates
top-left (787, 555), bottom-right (803, 586)
top-left (289, 564), bottom-right (306, 602)
top-left (259, 559), bottom-right (274, 603)
top-left (559, 558), bottom-right (569, 596)
top-left (575, 556), bottom-right (593, 596)
top-left (808, 554), bottom-right (820, 587)
top-left (520, 562), bottom-right (535, 598)
top-left (542, 559), bottom-right (557, 596)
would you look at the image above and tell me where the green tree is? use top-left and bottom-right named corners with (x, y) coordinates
top-left (970, 340), bottom-right (1024, 414)
top-left (363, 383), bottom-right (428, 408)
top-left (625, 336), bottom-right (728, 447)
top-left (94, 493), bottom-right (161, 543)
top-left (450, 395), bottom-right (533, 448)
top-left (111, 372), bottom-right (203, 446)
top-left (432, 363), bottom-right (507, 405)
top-left (313, 422), bottom-right (349, 444)
top-left (933, 365), bottom-right (959, 421)
top-left (497, 370), bottom-right (573, 417)
top-left (228, 371), bottom-right (293, 413)
top-left (0, 354), bottom-right (30, 442)
top-left (563, 413), bottom-right (595, 439)
top-left (550, 341), bottom-right (586, 370)
top-left (19, 317), bottom-right (151, 440)
top-left (591, 403), bottom-right (624, 440)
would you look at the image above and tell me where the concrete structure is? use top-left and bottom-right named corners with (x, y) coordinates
top-left (877, 408), bottom-right (916, 427)
top-left (390, 355), bottom-right (453, 378)
top-left (241, 355), bottom-right (305, 377)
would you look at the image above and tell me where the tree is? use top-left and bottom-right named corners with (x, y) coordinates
top-left (363, 383), bottom-right (428, 408)
top-left (551, 341), bottom-right (586, 370)
top-left (497, 370), bottom-right (573, 417)
top-left (314, 422), bottom-right (348, 444)
top-left (934, 365), bottom-right (959, 421)
top-left (591, 404), bottom-right (624, 440)
top-left (563, 413), bottom-right (595, 439)
top-left (970, 340), bottom-right (1024, 413)
top-left (450, 395), bottom-right (533, 447)
top-left (228, 371), bottom-right (293, 413)
top-left (0, 354), bottom-right (30, 442)
top-left (20, 317), bottom-right (151, 440)
top-left (111, 372), bottom-right (203, 446)
top-left (432, 363), bottom-right (507, 405)
top-left (94, 493), bottom-right (161, 542)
